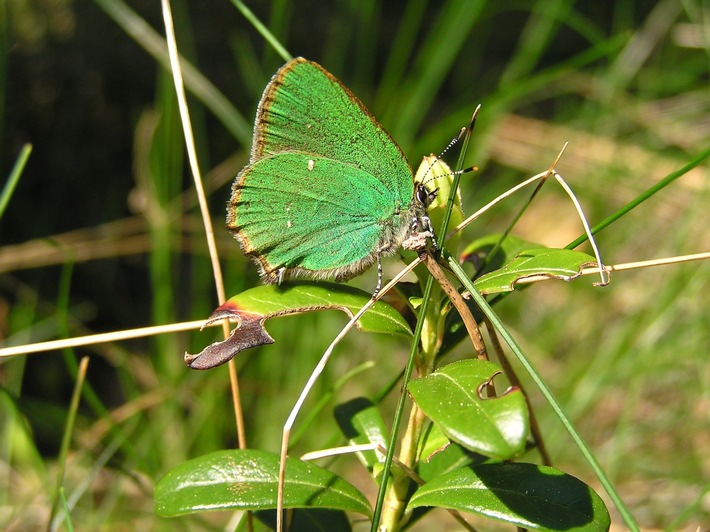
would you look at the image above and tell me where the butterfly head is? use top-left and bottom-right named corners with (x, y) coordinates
top-left (416, 182), bottom-right (439, 209)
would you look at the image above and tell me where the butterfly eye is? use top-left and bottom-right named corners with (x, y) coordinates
top-left (416, 184), bottom-right (438, 207)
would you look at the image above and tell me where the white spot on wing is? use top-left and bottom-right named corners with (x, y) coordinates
top-left (308, 159), bottom-right (315, 171)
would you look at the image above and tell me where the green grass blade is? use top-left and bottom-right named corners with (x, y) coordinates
top-left (58, 487), bottom-right (76, 532)
top-left (94, 0), bottom-right (252, 145)
top-left (230, 0), bottom-right (292, 63)
top-left (49, 357), bottom-right (89, 531)
top-left (385, 0), bottom-right (486, 145)
top-left (567, 145), bottom-right (710, 249)
top-left (0, 143), bottom-right (31, 221)
top-left (498, 0), bottom-right (573, 87)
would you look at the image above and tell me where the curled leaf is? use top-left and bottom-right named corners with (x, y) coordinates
top-left (186, 282), bottom-right (411, 369)
top-left (184, 308), bottom-right (274, 370)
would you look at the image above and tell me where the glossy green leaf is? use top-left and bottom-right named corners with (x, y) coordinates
top-left (254, 508), bottom-right (352, 531)
top-left (224, 282), bottom-right (411, 335)
top-left (154, 449), bottom-right (371, 517)
top-left (408, 360), bottom-right (529, 459)
top-left (418, 421), bottom-right (456, 463)
top-left (416, 423), bottom-right (482, 483)
top-left (334, 397), bottom-right (389, 472)
top-left (473, 248), bottom-right (598, 295)
top-left (461, 233), bottom-right (544, 276)
top-left (408, 463), bottom-right (611, 531)
top-left (186, 282), bottom-right (411, 369)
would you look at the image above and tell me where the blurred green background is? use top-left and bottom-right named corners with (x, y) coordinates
top-left (1, 1), bottom-right (708, 530)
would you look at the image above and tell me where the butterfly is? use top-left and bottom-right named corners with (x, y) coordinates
top-left (227, 58), bottom-right (436, 294)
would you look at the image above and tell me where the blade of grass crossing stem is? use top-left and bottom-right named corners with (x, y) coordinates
top-left (445, 253), bottom-right (641, 531)
top-left (58, 488), bottom-right (75, 532)
top-left (567, 145), bottom-right (710, 249)
top-left (275, 264), bottom-right (420, 531)
top-left (372, 110), bottom-right (480, 531)
top-left (372, 274), bottom-right (436, 532)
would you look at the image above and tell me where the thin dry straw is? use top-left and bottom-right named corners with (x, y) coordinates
top-left (5, 248), bottom-right (705, 358)
top-left (160, 0), bottom-right (247, 448)
top-left (0, 320), bottom-right (212, 357)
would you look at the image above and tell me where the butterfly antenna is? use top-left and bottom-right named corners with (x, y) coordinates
top-left (417, 128), bottom-right (465, 187)
top-left (420, 106), bottom-right (481, 189)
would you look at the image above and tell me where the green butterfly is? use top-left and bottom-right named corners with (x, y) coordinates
top-left (227, 58), bottom-right (436, 293)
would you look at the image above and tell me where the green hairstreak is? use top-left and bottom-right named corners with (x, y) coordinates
top-left (227, 57), bottom-right (436, 293)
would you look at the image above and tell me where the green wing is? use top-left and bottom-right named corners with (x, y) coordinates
top-left (251, 58), bottom-right (413, 208)
top-left (228, 153), bottom-right (412, 281)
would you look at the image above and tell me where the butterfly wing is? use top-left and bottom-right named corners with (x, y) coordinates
top-left (229, 153), bottom-right (413, 282)
top-left (250, 58), bottom-right (414, 207)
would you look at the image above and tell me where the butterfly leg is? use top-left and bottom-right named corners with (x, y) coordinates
top-left (402, 214), bottom-right (437, 252)
top-left (421, 213), bottom-right (439, 251)
top-left (372, 252), bottom-right (383, 299)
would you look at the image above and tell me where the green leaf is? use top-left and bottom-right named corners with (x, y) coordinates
top-left (408, 360), bottom-right (529, 459)
top-left (408, 463), bottom-right (611, 531)
top-left (186, 282), bottom-right (411, 369)
top-left (461, 233), bottom-right (544, 276)
top-left (154, 449), bottom-right (371, 517)
top-left (254, 508), bottom-right (352, 531)
top-left (334, 397), bottom-right (389, 472)
top-left (473, 248), bottom-right (598, 295)
top-left (416, 423), bottom-right (481, 482)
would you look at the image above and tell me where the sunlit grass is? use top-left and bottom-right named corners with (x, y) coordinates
top-left (1, 1), bottom-right (708, 530)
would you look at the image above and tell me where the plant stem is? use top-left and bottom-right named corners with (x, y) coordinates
top-left (379, 402), bottom-right (427, 531)
top-left (379, 291), bottom-right (442, 531)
